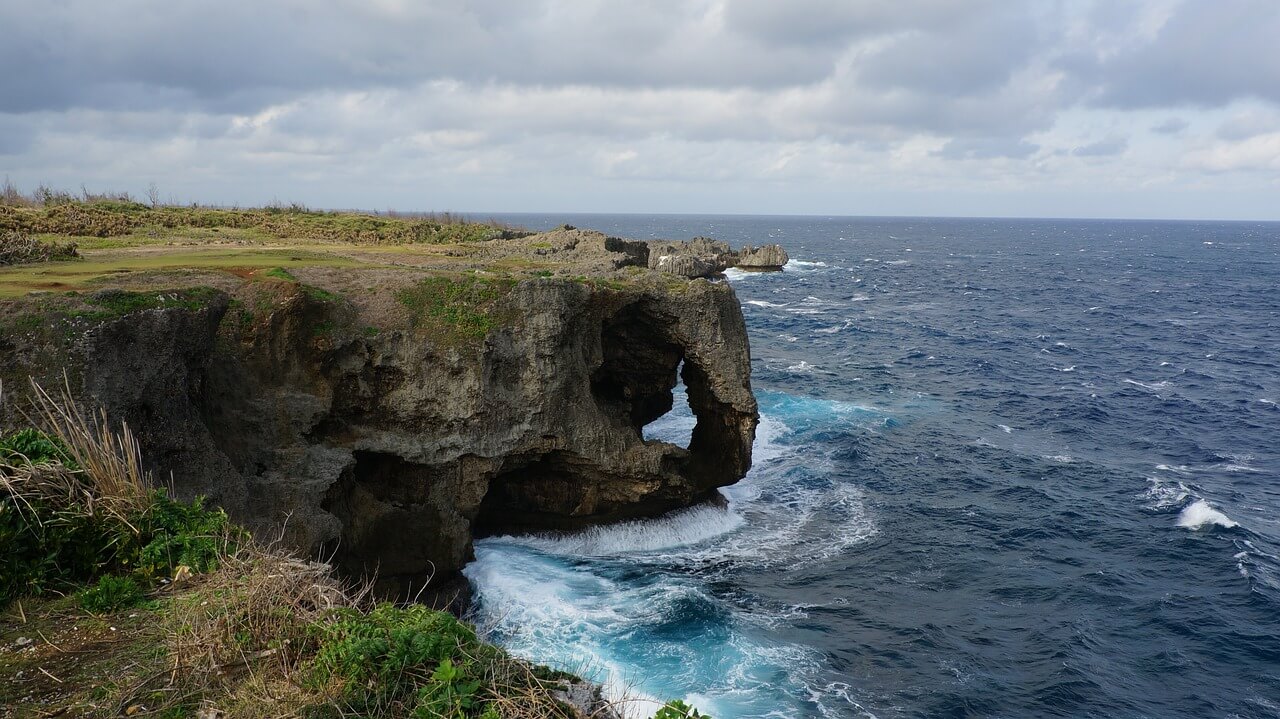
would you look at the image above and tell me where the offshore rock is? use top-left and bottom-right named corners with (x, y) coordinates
top-left (733, 244), bottom-right (789, 270)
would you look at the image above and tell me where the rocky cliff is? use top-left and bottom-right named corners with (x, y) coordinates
top-left (0, 234), bottom-right (759, 606)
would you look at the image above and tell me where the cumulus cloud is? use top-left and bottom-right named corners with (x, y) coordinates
top-left (0, 0), bottom-right (1277, 218)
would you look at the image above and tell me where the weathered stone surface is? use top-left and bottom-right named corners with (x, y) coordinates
top-left (0, 272), bottom-right (757, 608)
top-left (734, 244), bottom-right (789, 270)
top-left (653, 253), bottom-right (718, 278)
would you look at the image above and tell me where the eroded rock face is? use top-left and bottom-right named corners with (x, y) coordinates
top-left (647, 238), bottom-right (790, 276)
top-left (734, 244), bottom-right (789, 270)
top-left (0, 275), bottom-right (757, 607)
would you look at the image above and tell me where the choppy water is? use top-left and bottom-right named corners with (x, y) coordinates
top-left (465, 215), bottom-right (1280, 718)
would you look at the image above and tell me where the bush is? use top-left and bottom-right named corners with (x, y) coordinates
top-left (133, 492), bottom-right (241, 578)
top-left (0, 428), bottom-right (75, 466)
top-left (653, 700), bottom-right (713, 719)
top-left (0, 230), bottom-right (78, 265)
top-left (78, 574), bottom-right (144, 612)
top-left (1, 421), bottom-right (239, 604)
top-left (309, 603), bottom-right (495, 716)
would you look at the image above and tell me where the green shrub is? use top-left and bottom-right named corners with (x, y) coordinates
top-left (133, 492), bottom-right (241, 579)
top-left (78, 574), bottom-right (144, 612)
top-left (0, 493), bottom-right (123, 602)
top-left (309, 603), bottom-right (497, 717)
top-left (0, 428), bottom-right (74, 466)
top-left (0, 431), bottom-right (240, 605)
top-left (653, 700), bottom-right (713, 719)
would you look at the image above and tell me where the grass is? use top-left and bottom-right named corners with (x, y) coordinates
top-left (0, 247), bottom-right (364, 298)
top-left (395, 275), bottom-right (516, 345)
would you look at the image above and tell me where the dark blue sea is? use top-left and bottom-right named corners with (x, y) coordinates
top-left (463, 215), bottom-right (1280, 718)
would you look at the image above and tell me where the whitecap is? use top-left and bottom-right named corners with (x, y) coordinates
top-left (1046, 454), bottom-right (1074, 463)
top-left (1122, 378), bottom-right (1170, 392)
top-left (1176, 499), bottom-right (1238, 530)
top-left (1054, 366), bottom-right (1076, 372)
top-left (786, 360), bottom-right (817, 373)
top-left (998, 424), bottom-right (1013, 434)
top-left (745, 299), bottom-right (788, 308)
top-left (498, 504), bottom-right (747, 557)
top-left (1142, 477), bottom-right (1188, 509)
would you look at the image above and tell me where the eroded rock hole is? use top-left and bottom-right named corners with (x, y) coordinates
top-left (321, 450), bottom-right (465, 601)
top-left (590, 303), bottom-right (684, 433)
top-left (641, 361), bottom-right (695, 448)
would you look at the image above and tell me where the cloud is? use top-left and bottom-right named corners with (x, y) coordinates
top-left (936, 137), bottom-right (1039, 160)
top-left (1150, 117), bottom-right (1188, 134)
top-left (0, 0), bottom-right (1278, 218)
top-left (1071, 137), bottom-right (1128, 157)
top-left (1079, 0), bottom-right (1280, 108)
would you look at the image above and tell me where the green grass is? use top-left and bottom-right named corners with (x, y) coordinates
top-left (0, 247), bottom-right (364, 297)
top-left (78, 286), bottom-right (223, 318)
top-left (395, 275), bottom-right (515, 345)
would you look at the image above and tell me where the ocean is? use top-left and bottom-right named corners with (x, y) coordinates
top-left (463, 215), bottom-right (1280, 718)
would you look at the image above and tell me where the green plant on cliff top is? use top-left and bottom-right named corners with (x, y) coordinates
top-left (653, 699), bottom-right (713, 719)
top-left (308, 603), bottom-right (498, 717)
top-left (395, 275), bottom-right (514, 344)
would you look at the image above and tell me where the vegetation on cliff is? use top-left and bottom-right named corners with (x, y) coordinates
top-left (0, 383), bottom-right (607, 718)
top-left (0, 183), bottom-right (523, 246)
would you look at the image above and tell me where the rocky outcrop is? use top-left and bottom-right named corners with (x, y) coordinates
top-left (0, 270), bottom-right (757, 608)
top-left (648, 237), bottom-right (789, 276)
top-left (734, 244), bottom-right (789, 270)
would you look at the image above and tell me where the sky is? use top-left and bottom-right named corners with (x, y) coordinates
top-left (2, 1), bottom-right (1279, 220)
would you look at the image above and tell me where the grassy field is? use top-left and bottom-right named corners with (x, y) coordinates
top-left (0, 195), bottom-right (530, 298)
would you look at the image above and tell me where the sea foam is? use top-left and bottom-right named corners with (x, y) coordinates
top-left (1177, 499), bottom-right (1238, 530)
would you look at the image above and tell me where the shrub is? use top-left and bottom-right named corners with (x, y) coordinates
top-left (134, 492), bottom-right (241, 579)
top-left (0, 230), bottom-right (78, 265)
top-left (78, 574), bottom-right (144, 612)
top-left (0, 428), bottom-right (74, 466)
top-left (653, 700), bottom-right (713, 719)
top-left (0, 383), bottom-right (239, 604)
top-left (309, 603), bottom-right (495, 716)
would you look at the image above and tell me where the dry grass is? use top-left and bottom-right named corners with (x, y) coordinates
top-left (137, 544), bottom-right (365, 718)
top-left (0, 376), bottom-right (150, 535)
top-left (0, 229), bottom-right (79, 265)
top-left (24, 376), bottom-right (149, 520)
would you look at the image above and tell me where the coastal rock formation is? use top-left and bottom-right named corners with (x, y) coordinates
top-left (734, 244), bottom-right (789, 270)
top-left (0, 257), bottom-right (758, 606)
top-left (647, 237), bottom-right (789, 276)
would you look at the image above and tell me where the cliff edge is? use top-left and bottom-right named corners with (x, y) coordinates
top-left (0, 222), bottom-right (760, 604)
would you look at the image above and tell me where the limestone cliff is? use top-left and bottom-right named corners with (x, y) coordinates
top-left (0, 249), bottom-right (758, 605)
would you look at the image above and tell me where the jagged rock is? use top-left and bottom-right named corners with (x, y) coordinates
top-left (0, 274), bottom-right (757, 607)
top-left (735, 243), bottom-right (789, 270)
top-left (654, 253), bottom-right (718, 278)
